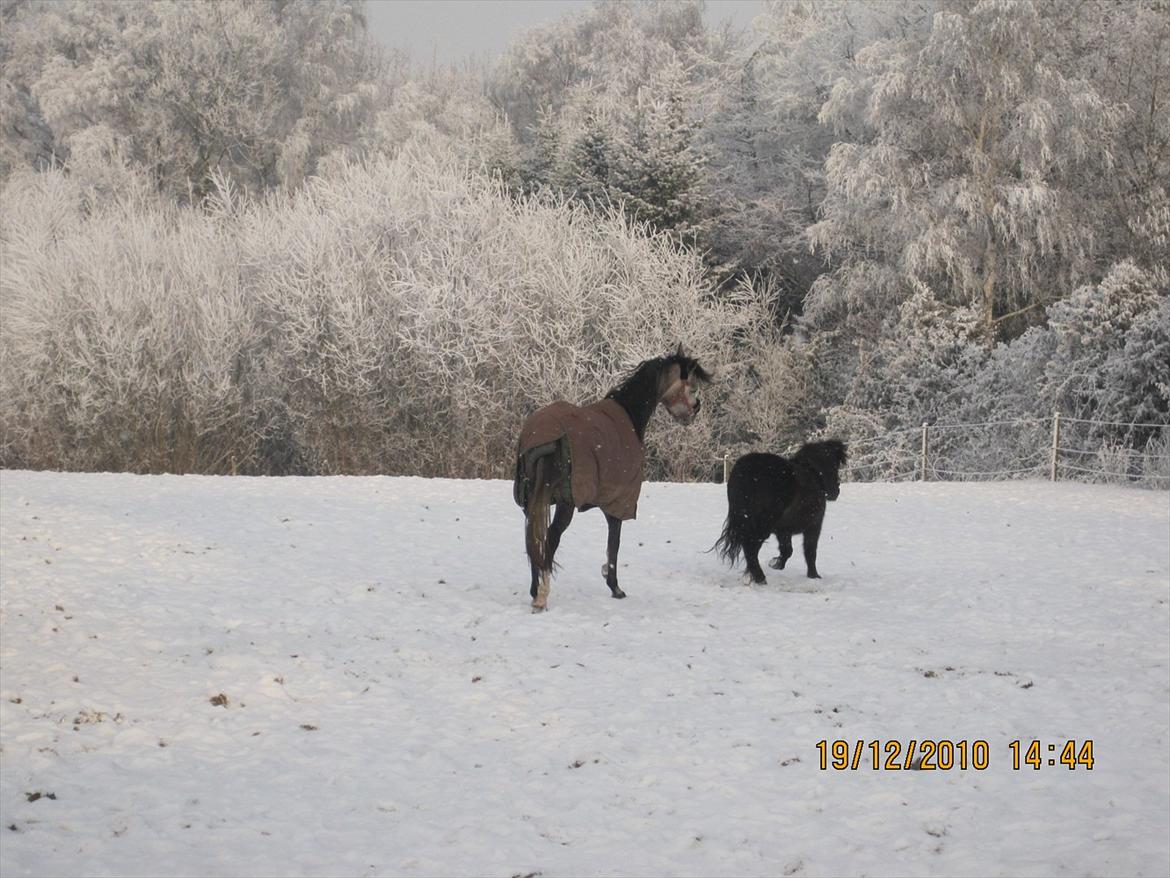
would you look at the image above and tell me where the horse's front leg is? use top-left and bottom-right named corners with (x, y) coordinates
top-left (802, 523), bottom-right (822, 579)
top-left (768, 534), bottom-right (793, 570)
top-left (602, 513), bottom-right (626, 599)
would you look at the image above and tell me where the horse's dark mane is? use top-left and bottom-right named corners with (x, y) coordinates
top-left (605, 353), bottom-right (711, 441)
top-left (792, 440), bottom-right (848, 479)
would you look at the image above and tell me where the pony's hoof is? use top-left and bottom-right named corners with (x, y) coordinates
top-left (768, 556), bottom-right (786, 570)
top-left (531, 605), bottom-right (547, 614)
top-left (610, 589), bottom-right (626, 599)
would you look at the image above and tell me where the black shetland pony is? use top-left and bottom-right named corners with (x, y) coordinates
top-left (514, 348), bottom-right (712, 611)
top-left (715, 440), bottom-right (848, 583)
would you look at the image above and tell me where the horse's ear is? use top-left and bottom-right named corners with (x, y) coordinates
top-left (676, 342), bottom-right (685, 358)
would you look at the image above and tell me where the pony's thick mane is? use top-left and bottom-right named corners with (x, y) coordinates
top-left (793, 440), bottom-right (848, 478)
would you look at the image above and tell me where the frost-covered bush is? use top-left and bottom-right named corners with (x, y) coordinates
top-left (0, 168), bottom-right (260, 473)
top-left (820, 263), bottom-right (1169, 485)
top-left (1043, 262), bottom-right (1169, 431)
top-left (1139, 433), bottom-right (1170, 487)
top-left (965, 261), bottom-right (1170, 483)
top-left (821, 287), bottom-right (989, 479)
top-left (0, 149), bottom-right (774, 477)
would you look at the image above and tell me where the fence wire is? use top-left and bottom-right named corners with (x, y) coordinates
top-left (836, 414), bottom-right (1168, 488)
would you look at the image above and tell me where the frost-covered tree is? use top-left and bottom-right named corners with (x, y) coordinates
top-left (548, 90), bottom-right (624, 207)
top-left (808, 0), bottom-right (1118, 342)
top-left (370, 66), bottom-right (519, 180)
top-left (491, 1), bottom-right (724, 238)
top-left (0, 0), bottom-right (389, 198)
top-left (0, 73), bottom-right (52, 179)
top-left (490, 0), bottom-right (717, 137)
top-left (700, 0), bottom-right (933, 297)
top-left (1075, 0), bottom-right (1170, 278)
top-left (848, 286), bottom-right (985, 427)
top-left (535, 67), bottom-right (706, 235)
top-left (613, 60), bottom-right (705, 233)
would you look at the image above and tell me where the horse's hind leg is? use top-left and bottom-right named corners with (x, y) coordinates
top-left (529, 558), bottom-right (541, 601)
top-left (768, 534), bottom-right (793, 570)
top-left (548, 503), bottom-right (574, 560)
top-left (531, 501), bottom-right (574, 601)
top-left (602, 513), bottom-right (626, 598)
top-left (743, 538), bottom-right (767, 584)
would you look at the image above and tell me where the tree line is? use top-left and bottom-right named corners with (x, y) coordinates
top-left (1, 0), bottom-right (1166, 481)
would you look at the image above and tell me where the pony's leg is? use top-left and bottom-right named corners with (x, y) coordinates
top-left (602, 513), bottom-right (626, 598)
top-left (743, 538), bottom-right (767, 584)
top-left (802, 523), bottom-right (822, 578)
top-left (768, 534), bottom-right (793, 570)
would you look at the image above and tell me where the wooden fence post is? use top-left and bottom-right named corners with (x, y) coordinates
top-left (920, 422), bottom-right (929, 481)
top-left (1050, 411), bottom-right (1061, 481)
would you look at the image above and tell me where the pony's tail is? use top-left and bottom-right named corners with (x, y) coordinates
top-left (525, 456), bottom-right (554, 608)
top-left (714, 513), bottom-right (746, 566)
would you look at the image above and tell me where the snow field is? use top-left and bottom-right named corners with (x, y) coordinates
top-left (1, 472), bottom-right (1167, 877)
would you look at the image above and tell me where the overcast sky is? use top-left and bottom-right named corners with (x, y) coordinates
top-left (363, 0), bottom-right (765, 65)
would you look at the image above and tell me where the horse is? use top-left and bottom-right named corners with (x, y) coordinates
top-left (514, 347), bottom-right (712, 611)
top-left (715, 440), bottom-right (848, 583)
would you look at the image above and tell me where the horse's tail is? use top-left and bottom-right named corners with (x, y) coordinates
top-left (523, 454), bottom-right (556, 609)
top-left (714, 511), bottom-right (747, 566)
top-left (525, 454), bottom-right (553, 573)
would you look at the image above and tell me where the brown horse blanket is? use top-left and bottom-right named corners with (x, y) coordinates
top-left (516, 398), bottom-right (644, 520)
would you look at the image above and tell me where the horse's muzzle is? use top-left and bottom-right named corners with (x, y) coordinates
top-left (664, 401), bottom-right (699, 424)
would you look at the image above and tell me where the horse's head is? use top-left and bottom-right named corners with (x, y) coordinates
top-left (794, 440), bottom-right (848, 501)
top-left (657, 345), bottom-right (712, 425)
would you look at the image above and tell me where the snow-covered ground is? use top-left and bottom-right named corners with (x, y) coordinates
top-left (1, 471), bottom-right (1167, 878)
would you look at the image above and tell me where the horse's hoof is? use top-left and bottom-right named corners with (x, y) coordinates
top-left (611, 589), bottom-right (626, 599)
top-left (807, 572), bottom-right (821, 579)
top-left (531, 605), bottom-right (547, 614)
